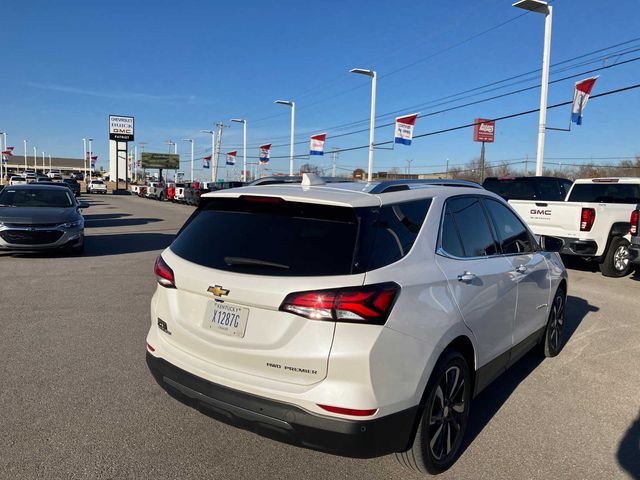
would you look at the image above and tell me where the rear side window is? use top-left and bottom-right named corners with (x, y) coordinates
top-left (535, 179), bottom-right (567, 201)
top-left (483, 179), bottom-right (536, 200)
top-left (170, 197), bottom-right (431, 276)
top-left (568, 183), bottom-right (640, 204)
top-left (356, 199), bottom-right (431, 271)
top-left (440, 197), bottom-right (498, 257)
top-left (483, 198), bottom-right (537, 254)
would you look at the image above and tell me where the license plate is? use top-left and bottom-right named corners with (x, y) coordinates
top-left (205, 301), bottom-right (249, 338)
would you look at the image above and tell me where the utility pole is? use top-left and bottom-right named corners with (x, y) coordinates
top-left (331, 148), bottom-right (338, 177)
top-left (524, 154), bottom-right (529, 175)
top-left (445, 159), bottom-right (449, 178)
top-left (406, 159), bottom-right (414, 178)
top-left (213, 122), bottom-right (229, 183)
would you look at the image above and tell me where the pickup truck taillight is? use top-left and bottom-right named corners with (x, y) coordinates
top-left (630, 209), bottom-right (639, 236)
top-left (580, 208), bottom-right (596, 232)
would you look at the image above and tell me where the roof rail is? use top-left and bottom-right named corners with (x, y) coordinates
top-left (369, 179), bottom-right (482, 194)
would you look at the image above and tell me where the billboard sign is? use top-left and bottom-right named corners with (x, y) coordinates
top-left (473, 118), bottom-right (495, 143)
top-left (140, 152), bottom-right (180, 169)
top-left (109, 115), bottom-right (135, 141)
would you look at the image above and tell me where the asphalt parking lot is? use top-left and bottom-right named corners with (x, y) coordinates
top-left (0, 194), bottom-right (638, 480)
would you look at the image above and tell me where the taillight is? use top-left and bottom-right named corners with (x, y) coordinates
top-left (580, 208), bottom-right (596, 232)
top-left (630, 209), bottom-right (639, 236)
top-left (279, 282), bottom-right (400, 325)
top-left (154, 256), bottom-right (176, 288)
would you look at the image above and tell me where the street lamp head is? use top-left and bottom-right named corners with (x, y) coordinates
top-left (230, 118), bottom-right (246, 124)
top-left (200, 130), bottom-right (214, 134)
top-left (182, 138), bottom-right (193, 142)
top-left (274, 100), bottom-right (293, 107)
top-left (513, 0), bottom-right (549, 13)
top-left (350, 68), bottom-right (375, 77)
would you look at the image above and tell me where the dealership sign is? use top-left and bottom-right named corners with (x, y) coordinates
top-left (140, 152), bottom-right (180, 169)
top-left (109, 115), bottom-right (135, 141)
top-left (473, 118), bottom-right (495, 143)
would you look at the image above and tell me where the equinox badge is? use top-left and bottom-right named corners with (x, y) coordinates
top-left (208, 285), bottom-right (230, 297)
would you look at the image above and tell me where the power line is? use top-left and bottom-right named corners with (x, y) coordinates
top-left (263, 82), bottom-right (640, 159)
top-left (242, 41), bottom-right (640, 148)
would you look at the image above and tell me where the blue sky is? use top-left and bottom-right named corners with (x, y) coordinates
top-left (2, 0), bottom-right (639, 179)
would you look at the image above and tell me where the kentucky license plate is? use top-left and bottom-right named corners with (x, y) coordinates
top-left (205, 301), bottom-right (249, 338)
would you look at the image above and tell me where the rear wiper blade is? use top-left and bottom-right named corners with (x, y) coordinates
top-left (224, 256), bottom-right (290, 270)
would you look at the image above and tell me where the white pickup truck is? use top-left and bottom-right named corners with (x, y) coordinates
top-left (510, 177), bottom-right (640, 277)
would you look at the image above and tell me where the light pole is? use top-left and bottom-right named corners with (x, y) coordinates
top-left (274, 100), bottom-right (295, 175)
top-left (33, 146), bottom-right (37, 172)
top-left (82, 138), bottom-right (87, 180)
top-left (231, 118), bottom-right (247, 182)
top-left (513, 0), bottom-right (552, 176)
top-left (42, 151), bottom-right (45, 173)
top-left (49, 154), bottom-right (52, 173)
top-left (23, 140), bottom-right (27, 172)
top-left (200, 130), bottom-right (216, 183)
top-left (88, 138), bottom-right (93, 182)
top-left (0, 132), bottom-right (6, 184)
top-left (350, 68), bottom-right (377, 182)
top-left (182, 139), bottom-right (194, 182)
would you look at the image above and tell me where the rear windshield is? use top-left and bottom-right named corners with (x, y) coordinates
top-left (170, 196), bottom-right (431, 276)
top-left (568, 183), bottom-right (640, 204)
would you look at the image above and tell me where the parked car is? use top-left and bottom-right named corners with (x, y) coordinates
top-left (173, 183), bottom-right (187, 203)
top-left (166, 183), bottom-right (177, 202)
top-left (483, 176), bottom-right (573, 201)
top-left (87, 179), bottom-right (107, 194)
top-left (47, 169), bottom-right (62, 179)
top-left (63, 178), bottom-right (81, 197)
top-left (629, 205), bottom-right (640, 267)
top-left (509, 177), bottom-right (640, 277)
top-left (9, 176), bottom-right (27, 186)
top-left (0, 184), bottom-right (87, 254)
top-left (145, 182), bottom-right (163, 199)
top-left (146, 176), bottom-right (567, 475)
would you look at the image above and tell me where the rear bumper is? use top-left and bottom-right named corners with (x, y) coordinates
top-left (558, 237), bottom-right (598, 257)
top-left (146, 352), bottom-right (418, 458)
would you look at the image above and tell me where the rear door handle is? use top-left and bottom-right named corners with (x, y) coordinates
top-left (457, 272), bottom-right (477, 283)
top-left (515, 265), bottom-right (527, 274)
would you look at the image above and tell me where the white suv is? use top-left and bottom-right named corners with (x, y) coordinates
top-left (146, 177), bottom-right (568, 474)
top-left (87, 179), bottom-right (107, 194)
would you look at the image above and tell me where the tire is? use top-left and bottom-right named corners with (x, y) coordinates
top-left (395, 350), bottom-right (471, 475)
top-left (540, 287), bottom-right (566, 357)
top-left (599, 237), bottom-right (632, 277)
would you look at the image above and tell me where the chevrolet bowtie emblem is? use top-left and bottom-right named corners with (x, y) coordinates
top-left (208, 285), bottom-right (230, 297)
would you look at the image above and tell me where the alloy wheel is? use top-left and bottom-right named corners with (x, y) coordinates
top-left (549, 294), bottom-right (565, 352)
top-left (428, 365), bottom-right (466, 461)
top-left (613, 245), bottom-right (629, 272)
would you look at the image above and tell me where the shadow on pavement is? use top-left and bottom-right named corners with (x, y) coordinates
top-left (617, 411), bottom-right (640, 479)
top-left (84, 232), bottom-right (174, 256)
top-left (83, 213), bottom-right (132, 221)
top-left (560, 255), bottom-right (600, 273)
top-left (85, 217), bottom-right (162, 228)
top-left (460, 295), bottom-right (598, 457)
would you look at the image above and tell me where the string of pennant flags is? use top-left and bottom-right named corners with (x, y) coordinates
top-left (197, 76), bottom-right (599, 168)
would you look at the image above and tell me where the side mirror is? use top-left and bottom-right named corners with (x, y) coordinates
top-left (539, 235), bottom-right (564, 253)
top-left (78, 202), bottom-right (90, 209)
